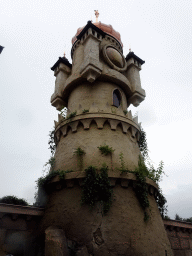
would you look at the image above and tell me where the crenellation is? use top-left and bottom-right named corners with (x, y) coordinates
top-left (128, 110), bottom-right (133, 119)
top-left (133, 115), bottom-right (139, 124)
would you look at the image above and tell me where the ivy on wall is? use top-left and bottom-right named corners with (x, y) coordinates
top-left (34, 126), bottom-right (167, 220)
top-left (81, 165), bottom-right (113, 214)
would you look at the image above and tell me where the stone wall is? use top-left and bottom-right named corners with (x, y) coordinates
top-left (0, 203), bottom-right (44, 256)
top-left (164, 220), bottom-right (192, 256)
top-left (0, 203), bottom-right (192, 255)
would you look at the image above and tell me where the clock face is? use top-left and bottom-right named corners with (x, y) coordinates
top-left (106, 47), bottom-right (124, 68)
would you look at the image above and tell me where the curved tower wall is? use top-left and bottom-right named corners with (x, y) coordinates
top-left (44, 21), bottom-right (174, 255)
top-left (52, 21), bottom-right (145, 172)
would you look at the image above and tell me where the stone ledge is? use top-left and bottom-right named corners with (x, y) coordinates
top-left (0, 203), bottom-right (44, 217)
top-left (164, 219), bottom-right (192, 233)
top-left (47, 171), bottom-right (159, 197)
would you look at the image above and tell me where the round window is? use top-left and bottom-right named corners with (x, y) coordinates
top-left (106, 47), bottom-right (124, 68)
top-left (102, 45), bottom-right (127, 72)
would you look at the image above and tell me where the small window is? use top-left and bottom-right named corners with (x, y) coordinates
top-left (113, 89), bottom-right (121, 107)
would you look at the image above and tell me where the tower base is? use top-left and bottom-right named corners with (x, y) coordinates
top-left (40, 172), bottom-right (173, 256)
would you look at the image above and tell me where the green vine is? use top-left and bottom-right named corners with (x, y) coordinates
top-left (48, 128), bottom-right (56, 156)
top-left (67, 111), bottom-right (77, 119)
top-left (34, 169), bottom-right (73, 206)
top-left (119, 152), bottom-right (130, 174)
top-left (74, 147), bottom-right (85, 171)
top-left (81, 165), bottom-right (113, 214)
top-left (44, 156), bottom-right (55, 172)
top-left (134, 157), bottom-right (150, 221)
top-left (82, 109), bottom-right (89, 113)
top-left (36, 169), bottom-right (73, 190)
top-left (138, 128), bottom-right (148, 160)
top-left (123, 110), bottom-right (128, 115)
top-left (98, 144), bottom-right (115, 156)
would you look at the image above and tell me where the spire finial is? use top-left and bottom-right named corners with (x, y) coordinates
top-left (94, 10), bottom-right (99, 22)
top-left (64, 51), bottom-right (66, 57)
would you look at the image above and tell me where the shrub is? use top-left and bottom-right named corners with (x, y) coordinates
top-left (0, 196), bottom-right (28, 206)
top-left (98, 144), bottom-right (114, 156)
top-left (67, 111), bottom-right (77, 119)
top-left (82, 109), bottom-right (89, 113)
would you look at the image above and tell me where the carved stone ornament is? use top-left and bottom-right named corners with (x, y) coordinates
top-left (102, 45), bottom-right (127, 72)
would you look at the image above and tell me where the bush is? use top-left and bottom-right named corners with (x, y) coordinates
top-left (98, 144), bottom-right (114, 156)
top-left (0, 196), bottom-right (28, 206)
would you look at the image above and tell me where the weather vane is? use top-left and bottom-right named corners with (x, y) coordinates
top-left (94, 10), bottom-right (99, 22)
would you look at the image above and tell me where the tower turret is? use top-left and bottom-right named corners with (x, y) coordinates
top-left (50, 21), bottom-right (146, 172)
top-left (40, 18), bottom-right (173, 256)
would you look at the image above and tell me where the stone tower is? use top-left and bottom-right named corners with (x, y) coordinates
top-left (40, 20), bottom-right (173, 256)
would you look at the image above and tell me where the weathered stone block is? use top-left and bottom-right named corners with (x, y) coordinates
top-left (45, 226), bottom-right (69, 256)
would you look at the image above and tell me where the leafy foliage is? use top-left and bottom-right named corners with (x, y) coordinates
top-left (174, 214), bottom-right (192, 223)
top-left (44, 157), bottom-right (55, 172)
top-left (74, 147), bottom-right (85, 170)
top-left (134, 159), bottom-right (150, 221)
top-left (74, 147), bottom-right (85, 156)
top-left (67, 111), bottom-right (77, 119)
top-left (134, 156), bottom-right (167, 220)
top-left (81, 165), bottom-right (113, 214)
top-left (34, 169), bottom-right (73, 207)
top-left (36, 169), bottom-right (73, 189)
top-left (156, 189), bottom-right (167, 218)
top-left (0, 196), bottom-right (28, 206)
top-left (138, 128), bottom-right (148, 159)
top-left (98, 144), bottom-right (115, 156)
top-left (119, 152), bottom-right (130, 174)
top-left (123, 110), bottom-right (128, 115)
top-left (48, 128), bottom-right (56, 156)
top-left (82, 109), bottom-right (89, 113)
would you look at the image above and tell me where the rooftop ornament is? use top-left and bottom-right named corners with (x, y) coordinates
top-left (94, 10), bottom-right (99, 22)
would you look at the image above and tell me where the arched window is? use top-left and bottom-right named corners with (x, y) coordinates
top-left (113, 89), bottom-right (121, 107)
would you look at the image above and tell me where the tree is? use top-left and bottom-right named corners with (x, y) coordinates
top-left (175, 213), bottom-right (183, 221)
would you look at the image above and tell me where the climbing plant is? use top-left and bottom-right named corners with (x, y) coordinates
top-left (138, 128), bottom-right (148, 160)
top-left (74, 147), bottom-right (85, 171)
top-left (81, 165), bottom-right (113, 214)
top-left (136, 127), bottom-right (167, 220)
top-left (67, 111), bottom-right (77, 119)
top-left (48, 128), bottom-right (56, 156)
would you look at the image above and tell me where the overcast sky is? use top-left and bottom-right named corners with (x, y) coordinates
top-left (0, 0), bottom-right (192, 219)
